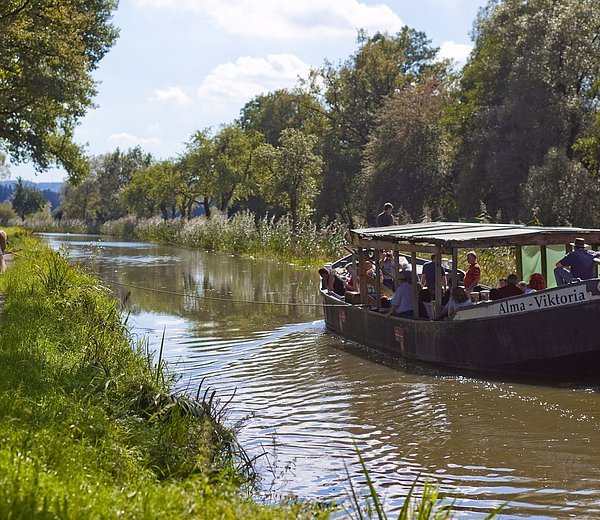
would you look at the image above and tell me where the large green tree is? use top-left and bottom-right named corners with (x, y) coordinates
top-left (239, 89), bottom-right (325, 147)
top-left (362, 78), bottom-right (455, 221)
top-left (0, 0), bottom-right (118, 181)
top-left (455, 0), bottom-right (600, 222)
top-left (309, 29), bottom-right (443, 225)
top-left (258, 129), bottom-right (323, 226)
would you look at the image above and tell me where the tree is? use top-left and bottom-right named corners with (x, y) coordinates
top-left (258, 129), bottom-right (323, 225)
top-left (179, 130), bottom-right (217, 218)
top-left (59, 176), bottom-right (100, 221)
top-left (239, 89), bottom-right (325, 147)
top-left (455, 0), bottom-right (600, 221)
top-left (523, 148), bottom-right (600, 227)
top-left (0, 0), bottom-right (118, 182)
top-left (121, 160), bottom-right (182, 219)
top-left (362, 78), bottom-right (455, 221)
top-left (94, 147), bottom-right (153, 222)
top-left (213, 125), bottom-right (264, 214)
top-left (12, 178), bottom-right (45, 220)
top-left (309, 29), bottom-right (444, 225)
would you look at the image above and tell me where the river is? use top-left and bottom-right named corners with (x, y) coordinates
top-left (42, 233), bottom-right (600, 518)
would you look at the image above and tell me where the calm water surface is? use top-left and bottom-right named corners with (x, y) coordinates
top-left (42, 233), bottom-right (600, 518)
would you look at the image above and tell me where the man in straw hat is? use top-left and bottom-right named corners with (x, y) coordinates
top-left (554, 237), bottom-right (600, 285)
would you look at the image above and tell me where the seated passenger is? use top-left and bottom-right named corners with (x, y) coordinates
top-left (318, 268), bottom-right (345, 297)
top-left (385, 271), bottom-right (413, 317)
top-left (555, 237), bottom-right (600, 285)
top-left (433, 285), bottom-right (471, 320)
top-left (497, 273), bottom-right (523, 298)
top-left (517, 281), bottom-right (527, 293)
top-left (489, 288), bottom-right (501, 301)
top-left (526, 273), bottom-right (546, 293)
top-left (419, 288), bottom-right (433, 319)
top-left (380, 251), bottom-right (396, 291)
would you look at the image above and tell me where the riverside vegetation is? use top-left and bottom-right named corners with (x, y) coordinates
top-left (0, 229), bottom-right (328, 518)
top-left (10, 212), bottom-right (349, 267)
top-left (0, 229), bottom-right (502, 518)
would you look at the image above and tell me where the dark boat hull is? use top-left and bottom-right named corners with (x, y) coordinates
top-left (321, 289), bottom-right (600, 378)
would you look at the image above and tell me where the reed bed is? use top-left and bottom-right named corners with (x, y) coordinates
top-left (99, 213), bottom-right (348, 266)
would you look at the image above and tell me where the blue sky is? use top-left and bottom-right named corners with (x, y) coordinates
top-left (11, 0), bottom-right (487, 182)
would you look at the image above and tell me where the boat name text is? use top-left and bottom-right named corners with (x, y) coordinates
top-left (498, 288), bottom-right (587, 315)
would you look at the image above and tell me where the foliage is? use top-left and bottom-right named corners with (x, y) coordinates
top-left (524, 148), bottom-right (600, 227)
top-left (454, 0), bottom-right (600, 221)
top-left (239, 89), bottom-right (326, 147)
top-left (0, 201), bottom-right (15, 224)
top-left (11, 178), bottom-right (45, 220)
top-left (258, 129), bottom-right (323, 225)
top-left (362, 78), bottom-right (455, 222)
top-left (309, 29), bottom-right (445, 225)
top-left (0, 0), bottom-right (118, 181)
top-left (60, 147), bottom-right (153, 222)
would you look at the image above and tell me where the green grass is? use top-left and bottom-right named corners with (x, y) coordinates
top-left (0, 231), bottom-right (328, 518)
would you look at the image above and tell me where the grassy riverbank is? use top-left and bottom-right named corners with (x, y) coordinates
top-left (10, 213), bottom-right (348, 267)
top-left (0, 230), bottom-right (327, 518)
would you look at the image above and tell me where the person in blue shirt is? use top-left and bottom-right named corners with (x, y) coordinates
top-left (420, 254), bottom-right (447, 290)
top-left (554, 237), bottom-right (600, 285)
top-left (386, 271), bottom-right (413, 317)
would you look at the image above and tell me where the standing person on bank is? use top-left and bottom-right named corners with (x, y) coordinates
top-left (376, 203), bottom-right (395, 227)
top-left (555, 238), bottom-right (600, 285)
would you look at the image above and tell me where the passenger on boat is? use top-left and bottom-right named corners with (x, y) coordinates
top-left (489, 288), bottom-right (501, 301)
top-left (497, 273), bottom-right (523, 298)
top-left (376, 202), bottom-right (395, 227)
top-left (318, 268), bottom-right (345, 297)
top-left (344, 264), bottom-right (359, 292)
top-left (498, 277), bottom-right (508, 288)
top-left (420, 255), bottom-right (447, 290)
top-left (463, 251), bottom-right (481, 293)
top-left (419, 288), bottom-right (433, 319)
top-left (433, 286), bottom-right (471, 320)
top-left (517, 281), bottom-right (527, 293)
top-left (554, 238), bottom-right (600, 285)
top-left (386, 271), bottom-right (413, 317)
top-left (380, 251), bottom-right (396, 291)
top-left (526, 273), bottom-right (546, 293)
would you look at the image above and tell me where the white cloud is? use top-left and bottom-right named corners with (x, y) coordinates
top-left (152, 86), bottom-right (191, 106)
top-left (135, 0), bottom-right (403, 38)
top-left (197, 54), bottom-right (311, 108)
top-left (108, 133), bottom-right (162, 149)
top-left (438, 40), bottom-right (472, 66)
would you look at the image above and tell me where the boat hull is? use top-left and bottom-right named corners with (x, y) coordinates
top-left (321, 287), bottom-right (600, 378)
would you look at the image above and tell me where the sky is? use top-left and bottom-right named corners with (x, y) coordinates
top-left (10, 0), bottom-right (488, 183)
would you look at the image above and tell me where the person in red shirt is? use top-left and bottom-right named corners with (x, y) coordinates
top-left (463, 251), bottom-right (481, 293)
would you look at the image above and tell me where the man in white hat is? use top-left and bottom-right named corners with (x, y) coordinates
top-left (554, 237), bottom-right (600, 285)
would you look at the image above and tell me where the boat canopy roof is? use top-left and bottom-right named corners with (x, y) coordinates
top-left (351, 222), bottom-right (600, 253)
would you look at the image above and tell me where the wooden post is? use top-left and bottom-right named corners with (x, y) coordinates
top-left (515, 245), bottom-right (523, 281)
top-left (411, 251), bottom-right (419, 317)
top-left (540, 245), bottom-right (547, 283)
top-left (451, 248), bottom-right (458, 289)
top-left (393, 249), bottom-right (400, 291)
top-left (434, 249), bottom-right (442, 317)
top-left (358, 249), bottom-right (368, 305)
top-left (375, 249), bottom-right (381, 310)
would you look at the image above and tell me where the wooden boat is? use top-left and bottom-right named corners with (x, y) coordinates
top-left (320, 222), bottom-right (600, 378)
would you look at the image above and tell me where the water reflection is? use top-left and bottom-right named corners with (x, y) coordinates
top-left (41, 233), bottom-right (600, 518)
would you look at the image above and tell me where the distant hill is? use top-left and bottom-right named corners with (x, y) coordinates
top-left (0, 180), bottom-right (63, 211)
top-left (0, 180), bottom-right (63, 193)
